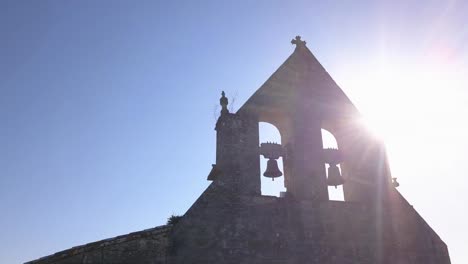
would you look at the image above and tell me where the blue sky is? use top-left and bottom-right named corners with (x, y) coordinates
top-left (1, 1), bottom-right (467, 263)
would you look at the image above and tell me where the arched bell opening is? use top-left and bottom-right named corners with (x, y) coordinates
top-left (259, 122), bottom-right (286, 197)
top-left (321, 128), bottom-right (345, 201)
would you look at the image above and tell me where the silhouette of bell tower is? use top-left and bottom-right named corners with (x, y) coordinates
top-left (212, 36), bottom-right (392, 203)
top-left (169, 36), bottom-right (451, 264)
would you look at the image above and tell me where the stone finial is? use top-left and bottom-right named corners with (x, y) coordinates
top-left (220, 91), bottom-right (229, 115)
top-left (291, 35), bottom-right (307, 48)
top-left (392, 177), bottom-right (400, 187)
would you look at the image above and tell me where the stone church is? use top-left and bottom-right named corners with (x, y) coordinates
top-left (27, 37), bottom-right (451, 264)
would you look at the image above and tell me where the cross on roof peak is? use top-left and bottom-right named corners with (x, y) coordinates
top-left (291, 35), bottom-right (307, 48)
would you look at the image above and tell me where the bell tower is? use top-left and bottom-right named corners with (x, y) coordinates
top-left (170, 36), bottom-right (451, 264)
top-left (212, 36), bottom-right (391, 203)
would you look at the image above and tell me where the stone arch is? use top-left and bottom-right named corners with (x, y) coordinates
top-left (321, 128), bottom-right (345, 201)
top-left (259, 122), bottom-right (286, 197)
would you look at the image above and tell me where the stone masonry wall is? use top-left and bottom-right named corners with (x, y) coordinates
top-left (26, 226), bottom-right (170, 264)
top-left (26, 184), bottom-right (450, 264)
top-left (169, 182), bottom-right (450, 264)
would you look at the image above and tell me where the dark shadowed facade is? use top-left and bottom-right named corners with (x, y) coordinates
top-left (27, 37), bottom-right (451, 264)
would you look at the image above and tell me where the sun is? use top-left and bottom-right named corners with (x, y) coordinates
top-left (345, 59), bottom-right (458, 140)
top-left (339, 57), bottom-right (466, 187)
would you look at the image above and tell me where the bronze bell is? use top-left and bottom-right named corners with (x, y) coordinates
top-left (327, 164), bottom-right (344, 188)
top-left (263, 158), bottom-right (283, 181)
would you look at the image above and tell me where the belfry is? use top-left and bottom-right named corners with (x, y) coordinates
top-left (27, 37), bottom-right (450, 264)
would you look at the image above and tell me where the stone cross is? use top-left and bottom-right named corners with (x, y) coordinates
top-left (291, 35), bottom-right (306, 48)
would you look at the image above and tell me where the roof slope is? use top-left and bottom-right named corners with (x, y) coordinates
top-left (239, 37), bottom-right (358, 120)
top-left (25, 225), bottom-right (170, 264)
